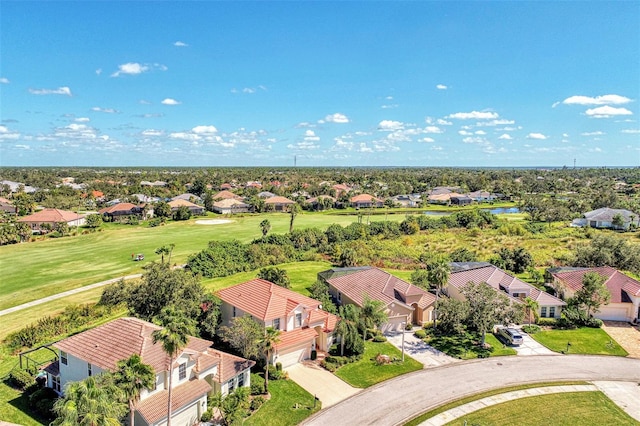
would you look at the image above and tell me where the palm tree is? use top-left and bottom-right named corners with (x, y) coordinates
top-left (523, 297), bottom-right (539, 326)
top-left (359, 295), bottom-right (388, 341)
top-left (258, 327), bottom-right (281, 393)
top-left (155, 244), bottom-right (175, 264)
top-left (113, 354), bottom-right (156, 426)
top-left (259, 219), bottom-right (271, 238)
top-left (427, 257), bottom-right (451, 330)
top-left (52, 376), bottom-right (127, 426)
top-left (335, 304), bottom-right (360, 356)
top-left (289, 203), bottom-right (301, 233)
top-left (152, 307), bottom-right (196, 426)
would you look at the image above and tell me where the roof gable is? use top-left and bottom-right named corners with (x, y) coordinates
top-left (551, 266), bottom-right (640, 303)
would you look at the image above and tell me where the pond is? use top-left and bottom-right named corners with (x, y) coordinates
top-left (423, 207), bottom-right (521, 216)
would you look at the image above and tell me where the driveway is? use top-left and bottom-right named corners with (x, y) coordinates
top-left (602, 321), bottom-right (640, 358)
top-left (512, 328), bottom-right (557, 356)
top-left (301, 355), bottom-right (640, 426)
top-left (286, 362), bottom-right (360, 408)
top-left (385, 330), bottom-right (459, 367)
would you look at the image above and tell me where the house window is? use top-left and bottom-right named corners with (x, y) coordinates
top-left (540, 307), bottom-right (547, 318)
top-left (178, 363), bottom-right (187, 380)
top-left (228, 379), bottom-right (236, 392)
top-left (238, 373), bottom-right (245, 387)
top-left (60, 351), bottom-right (68, 365)
top-left (337, 292), bottom-right (342, 302)
top-left (295, 312), bottom-right (302, 327)
top-left (549, 307), bottom-right (556, 318)
top-left (52, 375), bottom-right (61, 392)
top-left (87, 363), bottom-right (92, 377)
top-left (273, 318), bottom-right (280, 330)
top-left (233, 307), bottom-right (237, 317)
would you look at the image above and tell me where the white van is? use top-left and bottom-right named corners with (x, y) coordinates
top-left (496, 327), bottom-right (524, 346)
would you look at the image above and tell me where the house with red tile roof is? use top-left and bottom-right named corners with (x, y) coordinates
top-left (99, 202), bottom-right (148, 221)
top-left (212, 198), bottom-right (251, 214)
top-left (548, 266), bottom-right (640, 322)
top-left (264, 195), bottom-right (296, 212)
top-left (447, 262), bottom-right (566, 320)
top-left (44, 317), bottom-right (254, 426)
top-left (167, 199), bottom-right (205, 215)
top-left (318, 267), bottom-right (436, 332)
top-left (349, 194), bottom-right (384, 209)
top-left (217, 279), bottom-right (338, 368)
top-left (18, 208), bottom-right (85, 233)
top-left (0, 196), bottom-right (16, 214)
top-left (212, 190), bottom-right (242, 200)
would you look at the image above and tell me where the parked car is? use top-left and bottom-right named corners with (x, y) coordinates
top-left (133, 253), bottom-right (144, 261)
top-left (496, 326), bottom-right (523, 346)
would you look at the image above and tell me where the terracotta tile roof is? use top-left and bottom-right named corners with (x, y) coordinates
top-left (307, 195), bottom-right (336, 204)
top-left (264, 196), bottom-right (295, 205)
top-left (207, 349), bottom-right (255, 383)
top-left (0, 196), bottom-right (12, 203)
top-left (54, 317), bottom-right (212, 373)
top-left (212, 190), bottom-right (241, 200)
top-left (551, 266), bottom-right (640, 303)
top-left (136, 378), bottom-right (211, 425)
top-left (213, 198), bottom-right (249, 208)
top-left (99, 203), bottom-right (139, 214)
top-left (350, 194), bottom-right (382, 203)
top-left (308, 309), bottom-right (339, 332)
top-left (18, 208), bottom-right (85, 223)
top-left (168, 199), bottom-right (201, 208)
top-left (193, 352), bottom-right (220, 375)
top-left (325, 267), bottom-right (435, 308)
top-left (275, 327), bottom-right (318, 350)
top-left (216, 279), bottom-right (321, 321)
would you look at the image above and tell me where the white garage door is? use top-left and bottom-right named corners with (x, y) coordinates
top-left (597, 306), bottom-right (630, 321)
top-left (381, 316), bottom-right (405, 334)
top-left (278, 346), bottom-right (310, 368)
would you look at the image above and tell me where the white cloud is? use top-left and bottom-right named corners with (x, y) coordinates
top-left (91, 106), bottom-right (119, 113)
top-left (437, 119), bottom-right (453, 126)
top-left (0, 77), bottom-right (9, 84)
top-left (475, 130), bottom-right (486, 135)
top-left (436, 84), bottom-right (448, 90)
top-left (580, 131), bottom-right (605, 136)
top-left (161, 98), bottom-right (181, 105)
top-left (378, 120), bottom-right (404, 131)
top-left (29, 86), bottom-right (72, 96)
top-left (242, 87), bottom-right (256, 94)
top-left (462, 136), bottom-right (486, 144)
top-left (475, 119), bottom-right (515, 127)
top-left (381, 104), bottom-right (399, 109)
top-left (0, 125), bottom-right (20, 140)
top-left (325, 113), bottom-right (350, 123)
top-left (498, 133), bottom-right (513, 140)
top-left (558, 94), bottom-right (632, 106)
top-left (95, 69), bottom-right (102, 75)
top-left (621, 129), bottom-right (640, 134)
top-left (424, 126), bottom-right (443, 134)
top-left (169, 132), bottom-right (201, 141)
top-left (75, 117), bottom-right (90, 122)
top-left (447, 111), bottom-right (499, 120)
top-left (458, 130), bottom-right (473, 136)
top-left (192, 125), bottom-right (218, 134)
top-left (142, 129), bottom-right (164, 136)
top-left (527, 133), bottom-right (547, 140)
top-left (421, 137), bottom-right (435, 143)
top-left (111, 62), bottom-right (167, 77)
top-left (304, 130), bottom-right (320, 141)
top-left (585, 105), bottom-right (633, 118)
top-left (174, 41), bottom-right (189, 47)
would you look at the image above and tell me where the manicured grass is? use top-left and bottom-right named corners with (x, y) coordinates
top-left (531, 327), bottom-right (628, 356)
top-left (446, 391), bottom-right (639, 426)
top-left (244, 379), bottom-right (320, 426)
top-left (335, 341), bottom-right (423, 388)
top-left (424, 331), bottom-right (516, 359)
top-left (404, 381), bottom-right (591, 426)
top-left (484, 333), bottom-right (518, 357)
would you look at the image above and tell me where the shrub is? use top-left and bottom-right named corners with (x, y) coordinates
top-left (250, 396), bottom-right (265, 411)
top-left (9, 369), bottom-right (34, 390)
top-left (321, 360), bottom-right (337, 372)
top-left (200, 409), bottom-right (213, 422)
top-left (414, 329), bottom-right (427, 339)
top-left (275, 362), bottom-right (282, 371)
top-left (372, 334), bottom-right (387, 342)
top-left (584, 317), bottom-right (603, 328)
top-left (536, 318), bottom-right (558, 327)
top-left (267, 365), bottom-right (286, 380)
top-left (522, 325), bottom-right (541, 334)
top-left (250, 373), bottom-right (265, 395)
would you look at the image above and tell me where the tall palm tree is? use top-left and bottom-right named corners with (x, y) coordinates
top-left (523, 297), bottom-right (539, 326)
top-left (427, 257), bottom-right (451, 330)
top-left (258, 327), bottom-right (281, 393)
top-left (259, 219), bottom-right (271, 238)
top-left (152, 307), bottom-right (196, 426)
top-left (52, 375), bottom-right (127, 426)
top-left (113, 354), bottom-right (156, 426)
top-left (335, 304), bottom-right (360, 356)
top-left (359, 295), bottom-right (388, 341)
top-left (289, 203), bottom-right (300, 233)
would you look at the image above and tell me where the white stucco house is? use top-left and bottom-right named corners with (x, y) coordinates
top-left (44, 317), bottom-right (254, 426)
top-left (571, 207), bottom-right (639, 230)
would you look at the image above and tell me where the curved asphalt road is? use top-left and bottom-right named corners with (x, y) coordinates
top-left (301, 355), bottom-right (640, 426)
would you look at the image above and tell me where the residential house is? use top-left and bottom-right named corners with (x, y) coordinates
top-left (447, 262), bottom-right (566, 320)
top-left (212, 198), bottom-right (251, 214)
top-left (168, 199), bottom-right (205, 215)
top-left (0, 180), bottom-right (38, 193)
top-left (350, 194), bottom-right (384, 209)
top-left (18, 208), bottom-right (85, 233)
top-left (571, 207), bottom-right (639, 230)
top-left (332, 183), bottom-right (351, 197)
top-left (0, 197), bottom-right (16, 214)
top-left (217, 279), bottom-right (338, 368)
top-left (264, 195), bottom-right (296, 212)
top-left (100, 203), bottom-right (148, 221)
top-left (390, 194), bottom-right (421, 208)
top-left (132, 194), bottom-right (161, 203)
top-left (140, 181), bottom-right (167, 187)
top-left (467, 190), bottom-right (497, 202)
top-left (306, 195), bottom-right (336, 211)
top-left (43, 317), bottom-right (254, 426)
top-left (257, 191), bottom-right (276, 199)
top-left (450, 195), bottom-right (473, 206)
top-left (318, 266), bottom-right (436, 332)
top-left (548, 266), bottom-right (640, 322)
top-left (212, 190), bottom-right (242, 200)
top-left (427, 192), bottom-right (466, 205)
top-left (171, 193), bottom-right (203, 204)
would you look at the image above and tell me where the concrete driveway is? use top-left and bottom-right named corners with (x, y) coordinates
top-left (286, 362), bottom-right (360, 408)
top-left (385, 330), bottom-right (459, 367)
top-left (511, 329), bottom-right (557, 356)
top-left (301, 355), bottom-right (640, 426)
top-left (602, 321), bottom-right (640, 358)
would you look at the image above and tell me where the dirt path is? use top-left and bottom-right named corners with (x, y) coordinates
top-left (602, 321), bottom-right (640, 359)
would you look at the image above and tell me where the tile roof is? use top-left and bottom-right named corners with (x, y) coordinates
top-left (168, 199), bottom-right (201, 208)
top-left (54, 317), bottom-right (212, 373)
top-left (18, 208), bottom-right (85, 223)
top-left (324, 267), bottom-right (435, 309)
top-left (550, 266), bottom-right (640, 303)
top-left (216, 279), bottom-right (321, 321)
top-left (212, 190), bottom-right (241, 200)
top-left (308, 309), bottom-right (339, 332)
top-left (264, 196), bottom-right (295, 204)
top-left (99, 203), bottom-right (139, 214)
top-left (136, 378), bottom-right (211, 425)
top-left (583, 207), bottom-right (637, 223)
top-left (275, 327), bottom-right (318, 350)
top-left (213, 198), bottom-right (249, 208)
top-left (207, 349), bottom-right (255, 383)
top-left (350, 194), bottom-right (382, 203)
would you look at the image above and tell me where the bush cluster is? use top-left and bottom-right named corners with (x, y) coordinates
top-left (250, 373), bottom-right (265, 395)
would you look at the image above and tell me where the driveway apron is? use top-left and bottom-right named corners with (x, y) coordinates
top-left (286, 362), bottom-right (360, 408)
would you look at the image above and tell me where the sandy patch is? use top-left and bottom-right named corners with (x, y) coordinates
top-left (195, 219), bottom-right (233, 225)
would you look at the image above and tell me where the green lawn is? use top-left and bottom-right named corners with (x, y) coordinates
top-left (446, 391), bottom-right (639, 426)
top-left (335, 341), bottom-right (423, 388)
top-left (531, 327), bottom-right (628, 356)
top-left (244, 379), bottom-right (320, 426)
top-left (424, 331), bottom-right (517, 359)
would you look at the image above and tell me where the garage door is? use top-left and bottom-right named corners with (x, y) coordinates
top-left (278, 346), bottom-right (310, 368)
top-left (597, 306), bottom-right (630, 321)
top-left (381, 316), bottom-right (405, 334)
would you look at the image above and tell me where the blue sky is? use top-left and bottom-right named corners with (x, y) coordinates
top-left (1, 1), bottom-right (638, 167)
